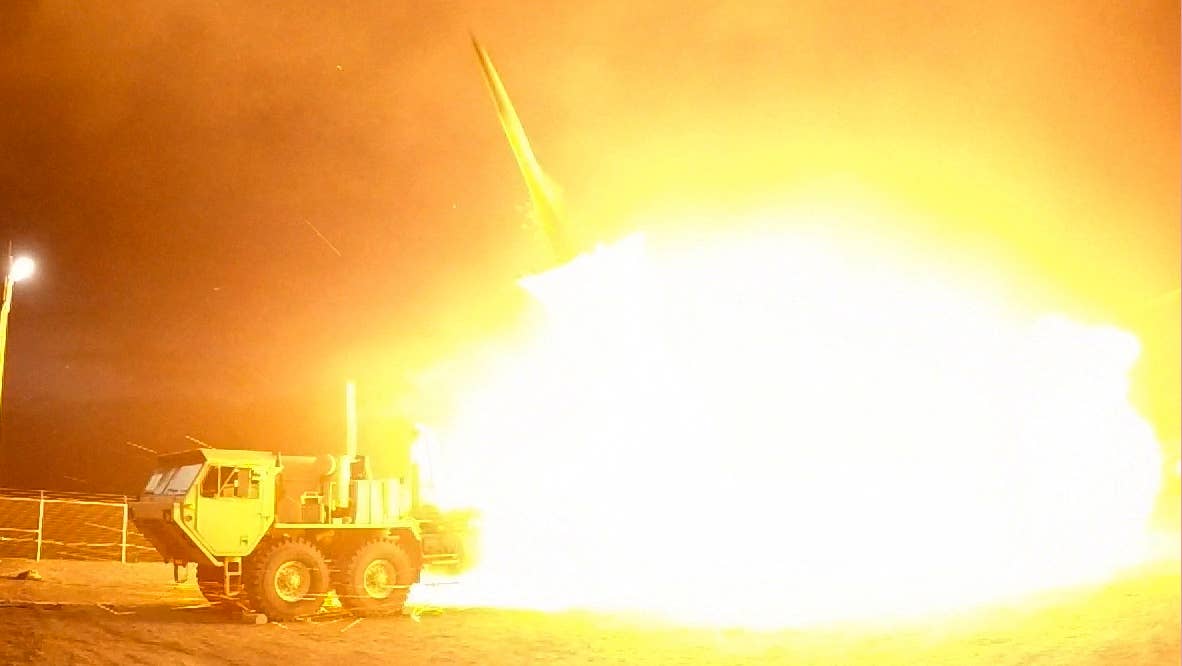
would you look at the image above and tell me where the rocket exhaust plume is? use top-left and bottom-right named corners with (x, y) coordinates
top-left (414, 224), bottom-right (1165, 627)
top-left (472, 37), bottom-right (574, 263)
top-left (435, 35), bottom-right (1167, 630)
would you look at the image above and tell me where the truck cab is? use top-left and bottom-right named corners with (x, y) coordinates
top-left (130, 447), bottom-right (476, 621)
top-left (131, 449), bottom-right (278, 567)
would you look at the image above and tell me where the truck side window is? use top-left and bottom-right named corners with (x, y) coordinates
top-left (199, 466), bottom-right (234, 498)
top-left (238, 468), bottom-right (261, 499)
top-left (200, 466), bottom-right (260, 499)
top-left (200, 467), bottom-right (222, 498)
top-left (220, 468), bottom-right (239, 497)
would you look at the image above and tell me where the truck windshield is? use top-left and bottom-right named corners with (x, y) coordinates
top-left (143, 470), bottom-right (165, 494)
top-left (147, 464), bottom-right (203, 496)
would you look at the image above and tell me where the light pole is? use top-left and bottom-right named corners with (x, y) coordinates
top-left (0, 254), bottom-right (36, 412)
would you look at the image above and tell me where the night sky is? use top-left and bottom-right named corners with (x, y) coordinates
top-left (0, 1), bottom-right (1178, 493)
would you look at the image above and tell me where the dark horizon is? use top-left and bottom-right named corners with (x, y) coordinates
top-left (0, 1), bottom-right (1178, 494)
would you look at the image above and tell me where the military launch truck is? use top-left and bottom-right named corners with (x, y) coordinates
top-left (129, 435), bottom-right (475, 620)
top-left (127, 40), bottom-right (549, 621)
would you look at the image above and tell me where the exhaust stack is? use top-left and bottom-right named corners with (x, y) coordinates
top-left (339, 380), bottom-right (358, 509)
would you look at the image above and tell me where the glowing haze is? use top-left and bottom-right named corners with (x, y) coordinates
top-left (412, 206), bottom-right (1162, 627)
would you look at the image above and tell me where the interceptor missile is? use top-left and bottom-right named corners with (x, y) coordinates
top-left (472, 37), bottom-right (575, 263)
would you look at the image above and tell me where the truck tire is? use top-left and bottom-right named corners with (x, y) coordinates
top-left (196, 563), bottom-right (239, 609)
top-left (244, 537), bottom-right (330, 620)
top-left (334, 538), bottom-right (415, 615)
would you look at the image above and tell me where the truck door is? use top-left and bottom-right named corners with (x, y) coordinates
top-left (193, 465), bottom-right (274, 556)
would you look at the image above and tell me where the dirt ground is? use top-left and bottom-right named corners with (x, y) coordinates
top-left (0, 548), bottom-right (1178, 666)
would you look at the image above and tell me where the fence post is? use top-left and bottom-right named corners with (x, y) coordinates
top-left (121, 498), bottom-right (129, 564)
top-left (35, 490), bottom-right (44, 562)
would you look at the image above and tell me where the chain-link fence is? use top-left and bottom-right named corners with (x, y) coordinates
top-left (0, 488), bottom-right (156, 562)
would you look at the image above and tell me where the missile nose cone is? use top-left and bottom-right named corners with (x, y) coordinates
top-left (471, 36), bottom-right (575, 264)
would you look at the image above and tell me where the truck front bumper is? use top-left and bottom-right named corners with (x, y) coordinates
top-left (128, 500), bottom-right (215, 567)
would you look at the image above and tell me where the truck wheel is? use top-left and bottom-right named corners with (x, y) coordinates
top-left (196, 563), bottom-right (239, 609)
top-left (244, 537), bottom-right (330, 620)
top-left (334, 538), bottom-right (415, 615)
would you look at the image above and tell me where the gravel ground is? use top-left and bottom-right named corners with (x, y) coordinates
top-left (0, 551), bottom-right (1177, 665)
